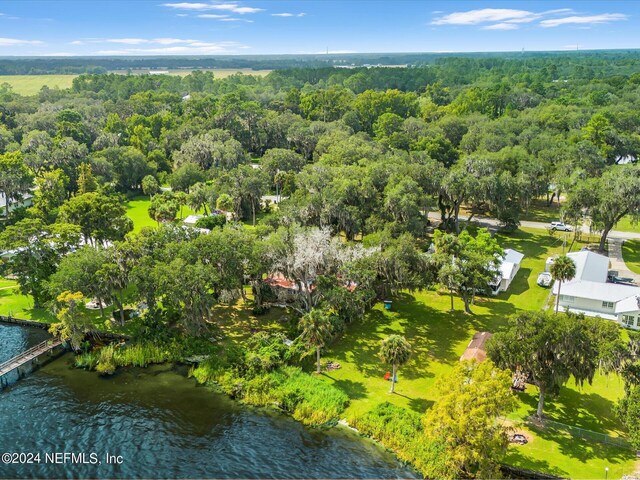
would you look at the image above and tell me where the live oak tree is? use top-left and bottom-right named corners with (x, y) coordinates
top-left (379, 334), bottom-right (412, 393)
top-left (0, 219), bottom-right (81, 307)
top-left (299, 308), bottom-right (334, 374)
top-left (423, 360), bottom-right (516, 479)
top-left (31, 168), bottom-right (68, 223)
top-left (141, 174), bottom-right (160, 200)
top-left (487, 311), bottom-right (598, 419)
top-left (432, 229), bottom-right (503, 314)
top-left (58, 190), bottom-right (133, 245)
top-left (47, 246), bottom-right (110, 318)
top-left (565, 164), bottom-right (640, 251)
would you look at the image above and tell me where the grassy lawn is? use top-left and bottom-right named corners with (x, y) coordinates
top-left (315, 227), bottom-right (638, 478)
top-left (615, 217), bottom-right (640, 234)
top-left (125, 195), bottom-right (202, 234)
top-left (1, 75), bottom-right (76, 95)
top-left (622, 240), bottom-right (640, 275)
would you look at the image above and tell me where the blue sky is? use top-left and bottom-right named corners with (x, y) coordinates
top-left (0, 1), bottom-right (638, 56)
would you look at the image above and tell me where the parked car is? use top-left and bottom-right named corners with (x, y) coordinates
top-left (550, 221), bottom-right (572, 232)
top-left (510, 434), bottom-right (528, 445)
top-left (537, 272), bottom-right (553, 287)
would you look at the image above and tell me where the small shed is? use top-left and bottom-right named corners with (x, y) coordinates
top-left (183, 214), bottom-right (204, 226)
top-left (460, 332), bottom-right (493, 363)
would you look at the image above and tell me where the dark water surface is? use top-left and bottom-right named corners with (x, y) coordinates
top-left (0, 324), bottom-right (416, 479)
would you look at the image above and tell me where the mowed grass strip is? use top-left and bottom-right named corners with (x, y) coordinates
top-left (622, 240), bottom-right (640, 275)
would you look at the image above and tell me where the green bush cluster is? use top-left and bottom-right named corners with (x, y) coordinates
top-left (189, 332), bottom-right (348, 425)
top-left (349, 403), bottom-right (449, 478)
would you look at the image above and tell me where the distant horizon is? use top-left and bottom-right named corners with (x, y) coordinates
top-left (0, 1), bottom-right (639, 56)
top-left (2, 46), bottom-right (640, 60)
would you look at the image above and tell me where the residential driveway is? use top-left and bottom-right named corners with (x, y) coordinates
top-left (607, 239), bottom-right (640, 284)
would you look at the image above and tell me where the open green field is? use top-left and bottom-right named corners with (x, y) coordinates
top-left (0, 75), bottom-right (76, 95)
top-left (0, 69), bottom-right (272, 96)
top-left (622, 240), bottom-right (640, 275)
top-left (125, 195), bottom-right (203, 234)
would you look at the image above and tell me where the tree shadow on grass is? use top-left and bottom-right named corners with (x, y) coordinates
top-left (322, 375), bottom-right (368, 400)
top-left (498, 268), bottom-right (533, 298)
top-left (518, 387), bottom-right (624, 436)
top-left (502, 447), bottom-right (569, 478)
top-left (526, 422), bottom-right (635, 465)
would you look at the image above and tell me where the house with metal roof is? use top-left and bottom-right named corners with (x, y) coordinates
top-left (489, 248), bottom-right (524, 294)
top-left (551, 250), bottom-right (640, 329)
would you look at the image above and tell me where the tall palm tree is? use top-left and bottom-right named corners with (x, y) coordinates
top-left (379, 335), bottom-right (412, 393)
top-left (550, 255), bottom-right (577, 314)
top-left (300, 309), bottom-right (333, 374)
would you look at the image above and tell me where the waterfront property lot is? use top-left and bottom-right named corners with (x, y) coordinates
top-left (318, 228), bottom-right (638, 478)
top-left (622, 240), bottom-right (640, 275)
top-left (0, 75), bottom-right (76, 95)
top-left (1, 218), bottom-right (637, 477)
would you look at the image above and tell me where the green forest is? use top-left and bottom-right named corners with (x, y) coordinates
top-left (1, 53), bottom-right (640, 478)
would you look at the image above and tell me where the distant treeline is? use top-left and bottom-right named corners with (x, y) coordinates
top-left (2, 49), bottom-right (640, 75)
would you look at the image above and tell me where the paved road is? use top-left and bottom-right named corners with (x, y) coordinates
top-left (426, 213), bottom-right (640, 241)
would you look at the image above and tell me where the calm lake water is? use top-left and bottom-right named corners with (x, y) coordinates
top-left (0, 323), bottom-right (416, 479)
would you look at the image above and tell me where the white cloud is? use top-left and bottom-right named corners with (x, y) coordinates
top-left (161, 3), bottom-right (263, 14)
top-left (161, 2), bottom-right (216, 10)
top-left (0, 37), bottom-right (43, 46)
top-left (482, 22), bottom-right (519, 30)
top-left (219, 17), bottom-right (253, 22)
top-left (197, 13), bottom-right (229, 18)
top-left (540, 13), bottom-right (628, 28)
top-left (432, 8), bottom-right (539, 26)
top-left (271, 12), bottom-right (305, 17)
top-left (93, 40), bottom-right (249, 55)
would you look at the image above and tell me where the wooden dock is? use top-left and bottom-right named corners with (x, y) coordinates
top-left (0, 339), bottom-right (63, 380)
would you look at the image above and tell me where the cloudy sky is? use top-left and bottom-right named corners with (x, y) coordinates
top-left (0, 1), bottom-right (638, 56)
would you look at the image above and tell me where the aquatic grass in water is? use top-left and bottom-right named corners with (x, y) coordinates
top-left (74, 342), bottom-right (184, 371)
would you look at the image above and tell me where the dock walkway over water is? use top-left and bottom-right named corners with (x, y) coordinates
top-left (0, 339), bottom-right (64, 389)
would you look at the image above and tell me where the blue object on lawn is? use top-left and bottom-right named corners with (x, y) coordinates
top-left (383, 300), bottom-right (392, 310)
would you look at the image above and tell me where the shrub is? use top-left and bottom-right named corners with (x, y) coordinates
top-left (195, 214), bottom-right (226, 230)
top-left (95, 344), bottom-right (116, 375)
top-left (349, 403), bottom-right (449, 478)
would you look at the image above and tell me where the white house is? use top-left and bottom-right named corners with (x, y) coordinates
top-left (0, 192), bottom-right (33, 215)
top-left (489, 248), bottom-right (524, 294)
top-left (551, 250), bottom-right (640, 329)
